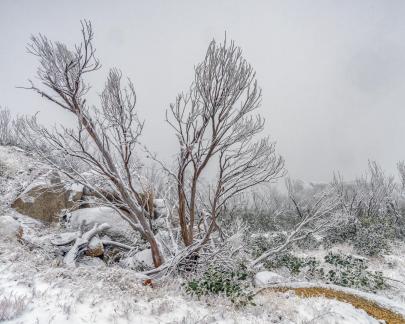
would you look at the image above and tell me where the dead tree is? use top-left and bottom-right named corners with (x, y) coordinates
top-left (166, 38), bottom-right (285, 248)
top-left (19, 21), bottom-right (163, 267)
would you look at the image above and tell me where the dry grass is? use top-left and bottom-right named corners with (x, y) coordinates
top-left (0, 294), bottom-right (29, 321)
top-left (260, 286), bottom-right (405, 324)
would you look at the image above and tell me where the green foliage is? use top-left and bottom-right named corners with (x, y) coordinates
top-left (323, 216), bottom-right (394, 257)
top-left (323, 252), bottom-right (386, 291)
top-left (264, 253), bottom-right (320, 276)
top-left (263, 252), bottom-right (387, 292)
top-left (352, 221), bottom-right (394, 256)
top-left (184, 267), bottom-right (255, 307)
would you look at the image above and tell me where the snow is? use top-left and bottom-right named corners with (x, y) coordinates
top-left (259, 281), bottom-right (405, 318)
top-left (0, 221), bottom-right (387, 324)
top-left (0, 216), bottom-right (20, 241)
top-left (134, 248), bottom-right (154, 268)
top-left (254, 271), bottom-right (287, 287)
top-left (66, 182), bottom-right (84, 201)
top-left (256, 292), bottom-right (380, 324)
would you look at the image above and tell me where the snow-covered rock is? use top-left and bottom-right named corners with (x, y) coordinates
top-left (254, 271), bottom-right (286, 287)
top-left (12, 170), bottom-right (83, 223)
top-left (120, 248), bottom-right (154, 270)
top-left (85, 236), bottom-right (104, 257)
top-left (0, 215), bottom-right (20, 240)
top-left (65, 207), bottom-right (135, 242)
top-left (134, 248), bottom-right (154, 268)
top-left (79, 256), bottom-right (106, 268)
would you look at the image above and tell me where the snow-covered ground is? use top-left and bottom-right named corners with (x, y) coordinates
top-left (0, 146), bottom-right (404, 323)
top-left (0, 232), bottom-right (383, 324)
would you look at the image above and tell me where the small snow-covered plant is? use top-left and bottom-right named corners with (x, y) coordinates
top-left (264, 253), bottom-right (320, 276)
top-left (185, 265), bottom-right (255, 307)
top-left (352, 222), bottom-right (393, 256)
top-left (323, 252), bottom-right (386, 291)
top-left (249, 233), bottom-right (287, 259)
top-left (0, 294), bottom-right (29, 321)
top-left (323, 220), bottom-right (357, 247)
top-left (329, 163), bottom-right (398, 256)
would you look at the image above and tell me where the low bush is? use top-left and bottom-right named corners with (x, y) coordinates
top-left (263, 252), bottom-right (386, 292)
top-left (264, 253), bottom-right (319, 276)
top-left (250, 233), bottom-right (287, 259)
top-left (352, 221), bottom-right (394, 256)
top-left (323, 252), bottom-right (386, 291)
top-left (185, 266), bottom-right (255, 307)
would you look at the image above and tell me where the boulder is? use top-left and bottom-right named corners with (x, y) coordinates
top-left (64, 207), bottom-right (135, 242)
top-left (0, 216), bottom-right (20, 241)
top-left (120, 248), bottom-right (154, 270)
top-left (253, 271), bottom-right (286, 287)
top-left (85, 236), bottom-right (104, 257)
top-left (134, 248), bottom-right (154, 268)
top-left (11, 171), bottom-right (84, 223)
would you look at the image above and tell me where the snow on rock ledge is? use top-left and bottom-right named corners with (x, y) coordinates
top-left (254, 271), bottom-right (286, 287)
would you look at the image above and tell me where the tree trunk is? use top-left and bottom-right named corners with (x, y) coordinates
top-left (147, 233), bottom-right (163, 267)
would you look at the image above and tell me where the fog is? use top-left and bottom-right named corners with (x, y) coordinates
top-left (1, 0), bottom-right (405, 182)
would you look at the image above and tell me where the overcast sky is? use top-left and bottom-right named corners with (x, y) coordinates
top-left (1, 0), bottom-right (405, 182)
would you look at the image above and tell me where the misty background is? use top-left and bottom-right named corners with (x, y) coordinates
top-left (1, 0), bottom-right (405, 183)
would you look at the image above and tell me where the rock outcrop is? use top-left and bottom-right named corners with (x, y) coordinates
top-left (12, 171), bottom-right (84, 223)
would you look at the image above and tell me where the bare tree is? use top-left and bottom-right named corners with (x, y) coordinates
top-left (251, 179), bottom-right (340, 266)
top-left (19, 21), bottom-right (164, 267)
top-left (166, 38), bottom-right (285, 250)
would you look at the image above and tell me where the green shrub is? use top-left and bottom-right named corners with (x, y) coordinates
top-left (352, 222), bottom-right (393, 256)
top-left (264, 253), bottom-right (320, 276)
top-left (323, 252), bottom-right (386, 291)
top-left (185, 267), bottom-right (255, 307)
top-left (250, 233), bottom-right (287, 259)
top-left (263, 252), bottom-right (386, 292)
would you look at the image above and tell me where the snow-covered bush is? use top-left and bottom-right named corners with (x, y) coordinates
top-left (327, 162), bottom-right (399, 256)
top-left (352, 221), bottom-right (394, 256)
top-left (323, 252), bottom-right (386, 291)
top-left (264, 253), bottom-right (320, 276)
top-left (249, 233), bottom-right (287, 259)
top-left (0, 107), bottom-right (12, 146)
top-left (263, 252), bottom-right (386, 292)
top-left (323, 219), bottom-right (357, 247)
top-left (0, 107), bottom-right (30, 149)
top-left (323, 216), bottom-right (394, 256)
top-left (185, 266), bottom-right (255, 307)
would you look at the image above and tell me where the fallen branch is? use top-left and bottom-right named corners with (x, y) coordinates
top-left (64, 223), bottom-right (110, 266)
top-left (101, 240), bottom-right (135, 251)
